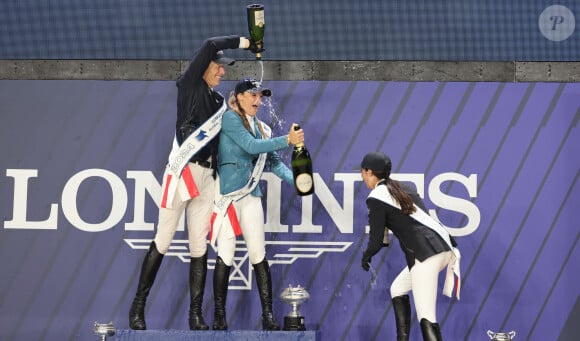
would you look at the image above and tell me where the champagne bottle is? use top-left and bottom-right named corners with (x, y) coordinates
top-left (291, 125), bottom-right (314, 196)
top-left (246, 4), bottom-right (265, 60)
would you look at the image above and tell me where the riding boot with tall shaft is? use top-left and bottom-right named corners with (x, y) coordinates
top-left (253, 258), bottom-right (281, 331)
top-left (212, 256), bottom-right (231, 330)
top-left (188, 251), bottom-right (209, 330)
top-left (392, 295), bottom-right (411, 341)
top-left (420, 318), bottom-right (443, 341)
top-left (129, 241), bottom-right (164, 330)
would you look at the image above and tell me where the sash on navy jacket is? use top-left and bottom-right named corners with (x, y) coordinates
top-left (160, 102), bottom-right (226, 209)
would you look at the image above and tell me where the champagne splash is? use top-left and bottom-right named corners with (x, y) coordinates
top-left (369, 264), bottom-right (378, 289)
top-left (254, 57), bottom-right (290, 162)
top-left (257, 60), bottom-right (288, 162)
top-left (263, 99), bottom-right (290, 163)
top-left (262, 97), bottom-right (284, 130)
top-left (258, 59), bottom-right (283, 132)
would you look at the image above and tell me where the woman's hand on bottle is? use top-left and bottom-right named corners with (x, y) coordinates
top-left (287, 123), bottom-right (304, 145)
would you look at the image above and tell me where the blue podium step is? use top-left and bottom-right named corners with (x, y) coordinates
top-left (114, 329), bottom-right (320, 341)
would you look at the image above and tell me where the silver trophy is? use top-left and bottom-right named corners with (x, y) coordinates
top-left (93, 321), bottom-right (115, 341)
top-left (280, 284), bottom-right (310, 331)
top-left (487, 330), bottom-right (516, 341)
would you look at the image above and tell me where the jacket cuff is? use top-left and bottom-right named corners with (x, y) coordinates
top-left (239, 37), bottom-right (250, 49)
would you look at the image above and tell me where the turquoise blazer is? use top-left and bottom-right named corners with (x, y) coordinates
top-left (218, 110), bottom-right (294, 196)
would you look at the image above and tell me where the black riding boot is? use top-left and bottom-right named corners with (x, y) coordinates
top-left (392, 295), bottom-right (411, 341)
top-left (129, 241), bottom-right (164, 330)
top-left (212, 256), bottom-right (231, 330)
top-left (188, 251), bottom-right (209, 330)
top-left (253, 258), bottom-right (281, 331)
top-left (420, 318), bottom-right (443, 341)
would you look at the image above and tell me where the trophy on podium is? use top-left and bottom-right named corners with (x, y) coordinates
top-left (487, 330), bottom-right (516, 340)
top-left (93, 321), bottom-right (115, 341)
top-left (280, 284), bottom-right (310, 331)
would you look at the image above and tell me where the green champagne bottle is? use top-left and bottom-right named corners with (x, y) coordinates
top-left (291, 125), bottom-right (314, 196)
top-left (246, 4), bottom-right (265, 60)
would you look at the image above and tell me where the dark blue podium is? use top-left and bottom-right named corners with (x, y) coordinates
top-left (115, 329), bottom-right (320, 341)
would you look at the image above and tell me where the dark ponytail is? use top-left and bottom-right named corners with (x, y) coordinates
top-left (374, 160), bottom-right (415, 215)
top-left (386, 179), bottom-right (416, 215)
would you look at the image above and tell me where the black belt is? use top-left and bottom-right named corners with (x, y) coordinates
top-left (190, 158), bottom-right (213, 169)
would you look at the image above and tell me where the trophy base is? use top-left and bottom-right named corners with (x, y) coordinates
top-left (283, 316), bottom-right (306, 331)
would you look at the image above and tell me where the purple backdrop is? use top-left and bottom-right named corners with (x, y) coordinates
top-left (0, 80), bottom-right (578, 340)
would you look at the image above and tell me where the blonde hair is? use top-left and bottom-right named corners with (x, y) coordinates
top-left (228, 90), bottom-right (267, 139)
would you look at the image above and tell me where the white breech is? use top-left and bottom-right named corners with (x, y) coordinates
top-left (154, 163), bottom-right (215, 257)
top-left (215, 195), bottom-right (266, 267)
top-left (390, 251), bottom-right (452, 322)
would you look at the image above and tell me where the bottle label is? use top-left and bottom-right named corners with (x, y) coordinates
top-left (254, 11), bottom-right (265, 27)
top-left (295, 173), bottom-right (313, 193)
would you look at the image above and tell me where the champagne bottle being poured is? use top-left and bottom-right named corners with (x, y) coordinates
top-left (246, 4), bottom-right (265, 60)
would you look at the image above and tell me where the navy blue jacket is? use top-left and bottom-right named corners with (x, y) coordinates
top-left (175, 35), bottom-right (241, 162)
top-left (364, 182), bottom-right (452, 269)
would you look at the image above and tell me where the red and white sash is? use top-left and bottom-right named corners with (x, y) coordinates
top-left (368, 185), bottom-right (462, 299)
top-left (160, 102), bottom-right (226, 209)
top-left (209, 122), bottom-right (272, 246)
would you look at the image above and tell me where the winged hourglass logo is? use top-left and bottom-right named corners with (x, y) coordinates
top-left (125, 239), bottom-right (352, 290)
top-left (487, 330), bottom-right (516, 340)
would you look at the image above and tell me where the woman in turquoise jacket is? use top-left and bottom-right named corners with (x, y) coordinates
top-left (211, 78), bottom-right (304, 331)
